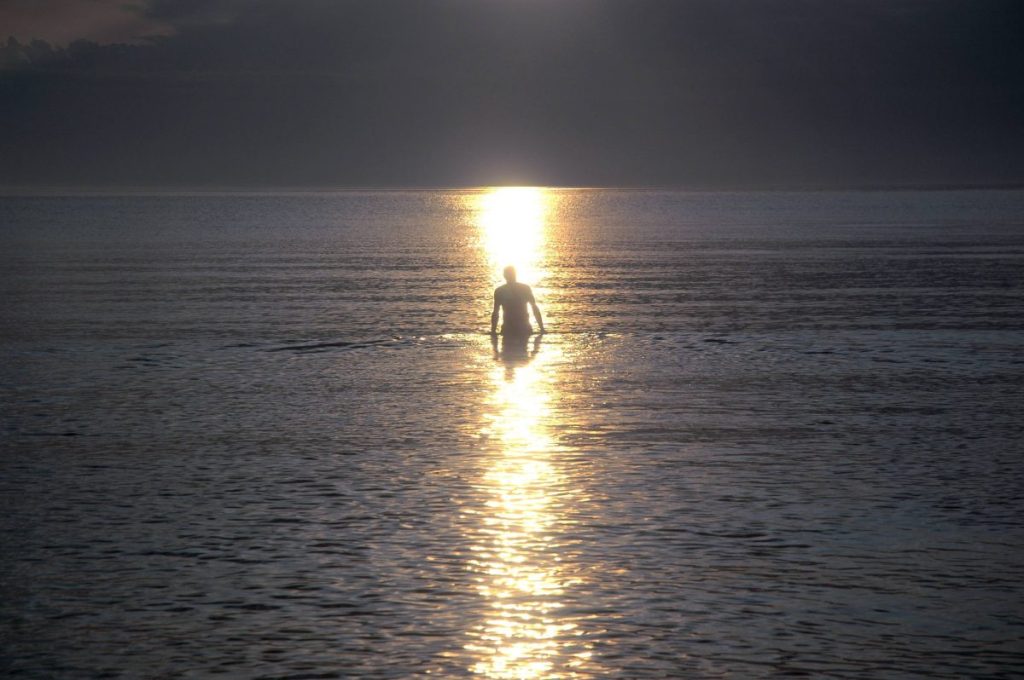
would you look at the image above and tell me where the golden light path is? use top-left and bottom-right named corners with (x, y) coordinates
top-left (460, 188), bottom-right (596, 678)
top-left (477, 187), bottom-right (549, 288)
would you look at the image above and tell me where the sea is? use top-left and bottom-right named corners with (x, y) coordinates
top-left (1, 188), bottom-right (1023, 678)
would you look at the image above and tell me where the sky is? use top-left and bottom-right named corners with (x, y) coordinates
top-left (1, 0), bottom-right (1022, 189)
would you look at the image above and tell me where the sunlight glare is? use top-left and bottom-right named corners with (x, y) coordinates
top-left (457, 186), bottom-right (597, 678)
top-left (462, 348), bottom-right (596, 678)
top-left (477, 187), bottom-right (550, 286)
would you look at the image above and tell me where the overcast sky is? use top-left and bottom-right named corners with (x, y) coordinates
top-left (1, 0), bottom-right (1021, 188)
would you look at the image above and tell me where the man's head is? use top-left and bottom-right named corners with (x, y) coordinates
top-left (503, 265), bottom-right (517, 283)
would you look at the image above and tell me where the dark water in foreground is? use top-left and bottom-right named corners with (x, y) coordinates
top-left (2, 189), bottom-right (1023, 678)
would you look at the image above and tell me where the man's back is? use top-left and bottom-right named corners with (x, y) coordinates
top-left (491, 267), bottom-right (544, 336)
top-left (495, 282), bottom-right (533, 334)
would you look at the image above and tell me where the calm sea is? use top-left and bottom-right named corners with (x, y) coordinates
top-left (2, 189), bottom-right (1023, 678)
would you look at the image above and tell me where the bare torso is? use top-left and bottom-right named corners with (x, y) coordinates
top-left (494, 282), bottom-right (535, 335)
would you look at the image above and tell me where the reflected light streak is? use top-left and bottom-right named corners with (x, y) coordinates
top-left (461, 187), bottom-right (596, 678)
top-left (466, 358), bottom-right (591, 679)
top-left (476, 187), bottom-right (550, 287)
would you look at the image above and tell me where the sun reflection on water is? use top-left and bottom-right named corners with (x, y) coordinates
top-left (476, 187), bottom-right (551, 287)
top-left (459, 188), bottom-right (596, 678)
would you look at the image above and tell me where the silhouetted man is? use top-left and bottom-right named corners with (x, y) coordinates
top-left (490, 266), bottom-right (544, 337)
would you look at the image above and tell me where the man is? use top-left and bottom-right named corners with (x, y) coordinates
top-left (490, 265), bottom-right (544, 336)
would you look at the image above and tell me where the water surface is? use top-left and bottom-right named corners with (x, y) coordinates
top-left (2, 189), bottom-right (1023, 677)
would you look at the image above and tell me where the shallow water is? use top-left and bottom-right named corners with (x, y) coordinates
top-left (2, 189), bottom-right (1023, 677)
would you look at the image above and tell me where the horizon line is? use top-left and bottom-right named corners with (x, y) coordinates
top-left (2, 180), bottom-right (1024, 196)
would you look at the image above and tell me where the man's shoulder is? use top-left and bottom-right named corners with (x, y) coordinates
top-left (495, 282), bottom-right (527, 291)
top-left (495, 281), bottom-right (532, 299)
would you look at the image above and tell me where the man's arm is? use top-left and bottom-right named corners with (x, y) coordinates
top-left (531, 301), bottom-right (544, 333)
top-left (528, 289), bottom-right (544, 334)
top-left (490, 293), bottom-right (500, 334)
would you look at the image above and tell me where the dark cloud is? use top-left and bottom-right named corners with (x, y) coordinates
top-left (1, 0), bottom-right (1022, 187)
top-left (0, 0), bottom-right (174, 45)
top-left (140, 0), bottom-right (246, 27)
